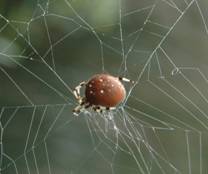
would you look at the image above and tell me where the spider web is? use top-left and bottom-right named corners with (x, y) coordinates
top-left (1, 0), bottom-right (208, 173)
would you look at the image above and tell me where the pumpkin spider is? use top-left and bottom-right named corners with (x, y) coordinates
top-left (73, 73), bottom-right (134, 116)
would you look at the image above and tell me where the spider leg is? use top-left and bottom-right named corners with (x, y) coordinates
top-left (73, 106), bottom-right (81, 116)
top-left (93, 106), bottom-right (116, 113)
top-left (73, 81), bottom-right (86, 100)
top-left (93, 106), bottom-right (102, 113)
top-left (79, 97), bottom-right (86, 105)
top-left (118, 77), bottom-right (134, 84)
top-left (106, 107), bottom-right (116, 111)
top-left (72, 101), bottom-right (90, 116)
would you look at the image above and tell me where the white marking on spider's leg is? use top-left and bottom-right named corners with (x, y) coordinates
top-left (118, 77), bottom-right (134, 84)
top-left (92, 106), bottom-right (116, 113)
top-left (73, 81), bottom-right (86, 99)
top-left (101, 106), bottom-right (116, 112)
top-left (106, 107), bottom-right (116, 111)
top-left (93, 106), bottom-right (104, 113)
top-left (72, 105), bottom-right (83, 116)
top-left (79, 97), bottom-right (86, 105)
top-left (73, 90), bottom-right (79, 99)
top-left (73, 102), bottom-right (90, 116)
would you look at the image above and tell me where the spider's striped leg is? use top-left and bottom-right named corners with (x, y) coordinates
top-left (79, 97), bottom-right (86, 105)
top-left (106, 107), bottom-right (116, 111)
top-left (92, 106), bottom-right (102, 113)
top-left (73, 81), bottom-right (86, 100)
top-left (72, 98), bottom-right (88, 116)
top-left (72, 101), bottom-right (91, 116)
top-left (118, 77), bottom-right (134, 84)
top-left (93, 106), bottom-right (116, 113)
top-left (72, 105), bottom-right (82, 116)
top-left (84, 102), bottom-right (91, 109)
top-left (93, 106), bottom-right (108, 113)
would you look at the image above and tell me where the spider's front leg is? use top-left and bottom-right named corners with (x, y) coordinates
top-left (118, 77), bottom-right (135, 84)
top-left (73, 81), bottom-right (87, 116)
top-left (72, 98), bottom-right (90, 116)
top-left (73, 81), bottom-right (86, 103)
top-left (72, 105), bottom-right (82, 116)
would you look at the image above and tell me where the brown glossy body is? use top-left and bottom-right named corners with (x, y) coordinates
top-left (85, 74), bottom-right (126, 107)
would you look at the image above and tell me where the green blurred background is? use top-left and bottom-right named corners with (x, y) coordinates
top-left (1, 0), bottom-right (208, 173)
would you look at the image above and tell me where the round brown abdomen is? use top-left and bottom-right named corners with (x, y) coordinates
top-left (85, 74), bottom-right (126, 107)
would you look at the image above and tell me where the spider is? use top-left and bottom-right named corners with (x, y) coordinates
top-left (73, 74), bottom-right (134, 115)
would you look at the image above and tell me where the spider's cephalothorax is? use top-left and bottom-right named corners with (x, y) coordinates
top-left (73, 74), bottom-right (134, 115)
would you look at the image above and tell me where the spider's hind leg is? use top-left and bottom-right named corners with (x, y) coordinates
top-left (118, 77), bottom-right (134, 84)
